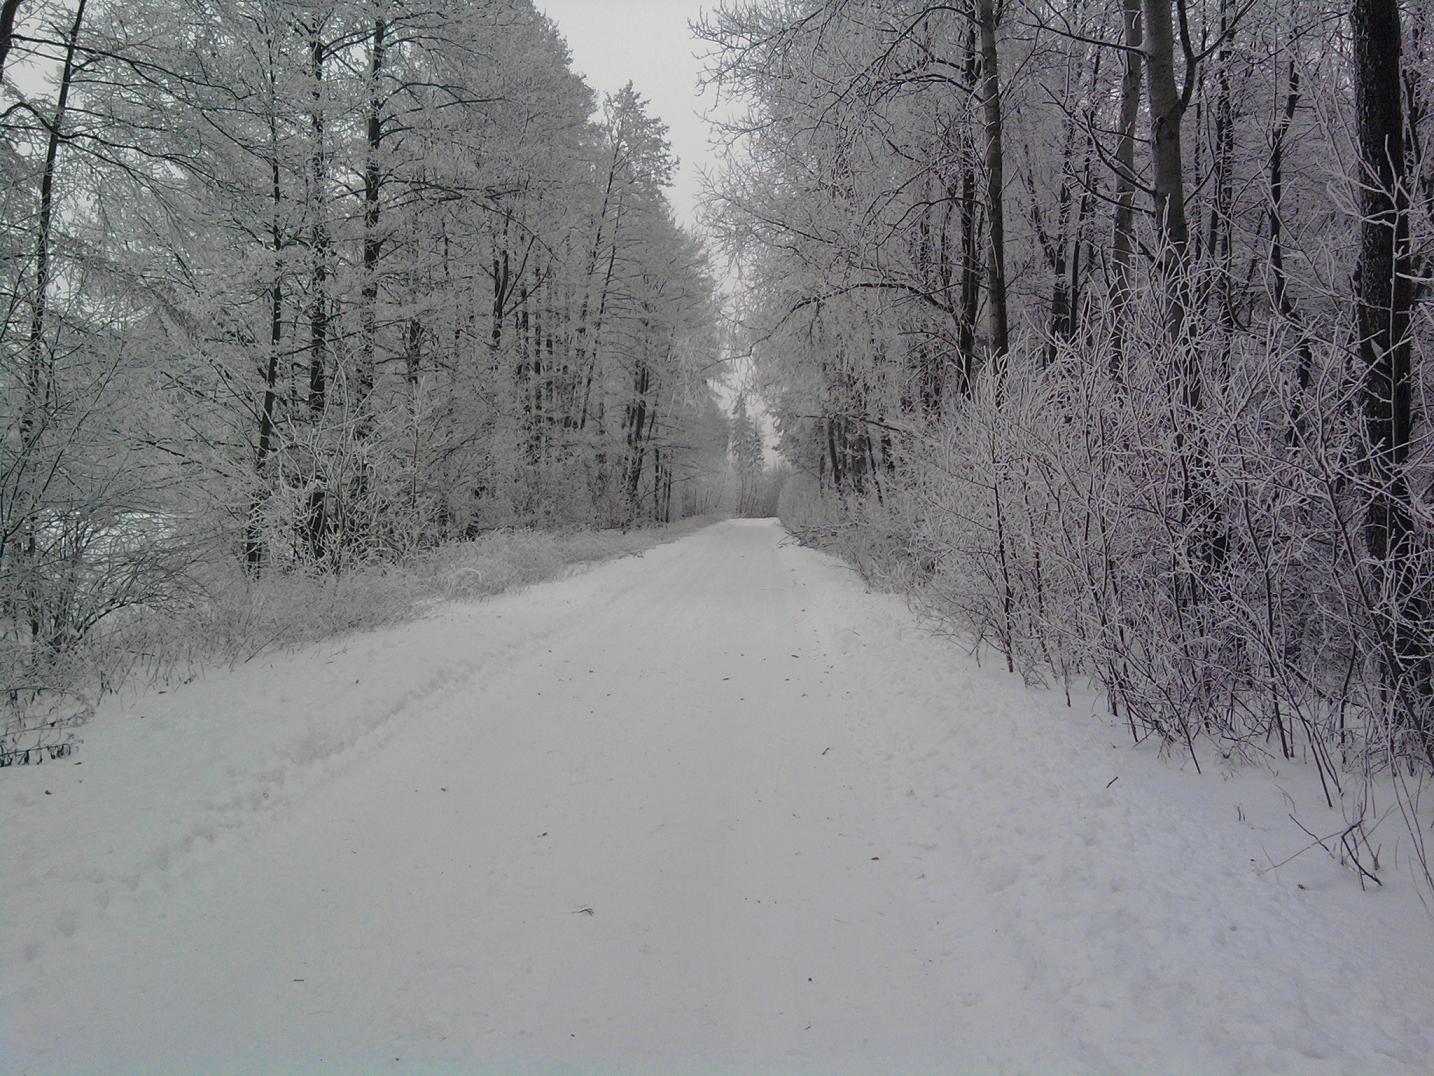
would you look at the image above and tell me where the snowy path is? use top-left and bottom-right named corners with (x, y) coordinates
top-left (4, 519), bottom-right (1432, 1072)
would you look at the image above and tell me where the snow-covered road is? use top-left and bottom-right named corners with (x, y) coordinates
top-left (4, 519), bottom-right (1432, 1072)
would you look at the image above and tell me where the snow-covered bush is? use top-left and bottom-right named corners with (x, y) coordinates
top-left (1, 519), bottom-right (709, 765)
top-left (778, 264), bottom-right (1431, 889)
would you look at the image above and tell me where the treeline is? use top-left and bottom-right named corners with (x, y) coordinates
top-left (2, 1), bottom-right (729, 680)
top-left (702, 0), bottom-right (1433, 859)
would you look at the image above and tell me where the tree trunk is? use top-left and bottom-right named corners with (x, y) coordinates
top-left (0, 0), bottom-right (23, 80)
top-left (18, 0), bottom-right (86, 646)
top-left (1111, 0), bottom-right (1143, 373)
top-left (1351, 0), bottom-right (1430, 763)
top-left (1141, 0), bottom-right (1187, 282)
top-left (357, 11), bottom-right (386, 441)
top-left (247, 103), bottom-right (285, 572)
top-left (1271, 59), bottom-right (1314, 440)
top-left (23, 0), bottom-right (85, 438)
top-left (1204, 0), bottom-right (1236, 342)
top-left (307, 22), bottom-right (328, 419)
top-left (305, 18), bottom-right (329, 563)
top-left (975, 0), bottom-right (1008, 362)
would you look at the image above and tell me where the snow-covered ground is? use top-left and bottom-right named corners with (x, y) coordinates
top-left (3, 519), bottom-right (1431, 1072)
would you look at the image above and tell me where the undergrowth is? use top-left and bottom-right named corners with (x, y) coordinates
top-left (2, 518), bottom-right (712, 765)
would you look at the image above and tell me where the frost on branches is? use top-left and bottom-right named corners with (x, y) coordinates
top-left (1, 0), bottom-right (733, 753)
top-left (700, 0), bottom-right (1434, 886)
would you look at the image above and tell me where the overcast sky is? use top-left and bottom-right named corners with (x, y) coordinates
top-left (539, 0), bottom-right (723, 231)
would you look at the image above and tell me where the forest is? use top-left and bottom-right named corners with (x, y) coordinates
top-left (2, 0), bottom-right (749, 754)
top-left (699, 0), bottom-right (1433, 877)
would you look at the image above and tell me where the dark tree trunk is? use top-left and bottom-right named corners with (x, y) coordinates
top-left (1351, 0), bottom-right (1430, 764)
top-left (247, 122), bottom-right (285, 572)
top-left (23, 0), bottom-right (85, 439)
top-left (0, 0), bottom-right (23, 79)
top-left (1111, 0), bottom-right (1143, 374)
top-left (307, 23), bottom-right (328, 419)
top-left (1205, 0), bottom-right (1236, 344)
top-left (623, 355), bottom-right (651, 517)
top-left (952, 11), bottom-right (982, 394)
top-left (18, 0), bottom-right (86, 646)
top-left (357, 12), bottom-right (386, 442)
top-left (975, 0), bottom-right (1009, 362)
top-left (305, 20), bottom-right (329, 564)
top-left (1271, 59), bottom-right (1315, 442)
top-left (491, 247), bottom-right (509, 361)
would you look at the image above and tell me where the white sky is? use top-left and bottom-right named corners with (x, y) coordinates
top-left (540, 0), bottom-right (722, 231)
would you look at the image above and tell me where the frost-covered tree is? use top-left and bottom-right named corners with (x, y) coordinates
top-left (1, 0), bottom-right (727, 711)
top-left (701, 0), bottom-right (1434, 873)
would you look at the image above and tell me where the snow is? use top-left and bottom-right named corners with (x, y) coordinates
top-left (3, 518), bottom-right (1431, 1072)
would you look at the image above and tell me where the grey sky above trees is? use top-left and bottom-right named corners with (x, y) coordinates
top-left (542, 0), bottom-right (722, 229)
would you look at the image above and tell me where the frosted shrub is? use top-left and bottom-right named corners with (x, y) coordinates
top-left (791, 273), bottom-right (1430, 838)
top-left (2, 520), bottom-right (708, 765)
